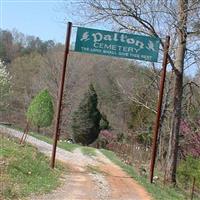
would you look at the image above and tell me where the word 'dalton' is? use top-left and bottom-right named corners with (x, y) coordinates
top-left (75, 27), bottom-right (160, 62)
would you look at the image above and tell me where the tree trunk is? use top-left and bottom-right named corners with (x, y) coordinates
top-left (37, 125), bottom-right (40, 133)
top-left (165, 0), bottom-right (188, 184)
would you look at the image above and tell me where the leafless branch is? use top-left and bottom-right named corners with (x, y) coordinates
top-left (116, 79), bottom-right (157, 113)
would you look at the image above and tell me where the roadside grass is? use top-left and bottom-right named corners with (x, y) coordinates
top-left (86, 165), bottom-right (102, 174)
top-left (86, 164), bottom-right (110, 176)
top-left (29, 131), bottom-right (52, 144)
top-left (1, 135), bottom-right (63, 200)
top-left (5, 125), bottom-right (79, 152)
top-left (100, 149), bottom-right (196, 200)
top-left (81, 146), bottom-right (97, 157)
top-left (58, 140), bottom-right (80, 152)
top-left (3, 125), bottom-right (97, 155)
top-left (29, 131), bottom-right (79, 152)
top-left (29, 131), bottom-right (97, 157)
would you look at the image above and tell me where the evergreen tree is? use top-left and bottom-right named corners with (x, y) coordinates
top-left (72, 84), bottom-right (101, 145)
top-left (26, 89), bottom-right (54, 132)
top-left (100, 113), bottom-right (110, 130)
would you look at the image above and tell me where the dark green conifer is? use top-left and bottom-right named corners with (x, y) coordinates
top-left (72, 84), bottom-right (101, 145)
top-left (100, 113), bottom-right (110, 130)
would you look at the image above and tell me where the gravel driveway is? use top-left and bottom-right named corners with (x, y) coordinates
top-left (1, 125), bottom-right (152, 200)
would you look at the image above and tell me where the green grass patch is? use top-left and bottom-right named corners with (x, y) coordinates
top-left (86, 165), bottom-right (102, 174)
top-left (1, 135), bottom-right (63, 199)
top-left (81, 146), bottom-right (97, 157)
top-left (28, 130), bottom-right (79, 152)
top-left (29, 131), bottom-right (52, 144)
top-left (100, 149), bottom-right (195, 200)
top-left (58, 140), bottom-right (80, 152)
top-left (86, 164), bottom-right (109, 176)
top-left (12, 128), bottom-right (79, 152)
top-left (28, 130), bottom-right (96, 155)
top-left (5, 125), bottom-right (80, 152)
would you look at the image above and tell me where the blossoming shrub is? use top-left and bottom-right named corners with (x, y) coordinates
top-left (0, 59), bottom-right (11, 112)
top-left (97, 130), bottom-right (116, 149)
top-left (179, 120), bottom-right (200, 158)
top-left (178, 119), bottom-right (200, 189)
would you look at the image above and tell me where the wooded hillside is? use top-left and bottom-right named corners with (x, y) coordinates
top-left (1, 28), bottom-right (200, 190)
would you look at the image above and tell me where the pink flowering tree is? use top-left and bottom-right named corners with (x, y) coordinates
top-left (97, 130), bottom-right (116, 149)
top-left (179, 120), bottom-right (200, 158)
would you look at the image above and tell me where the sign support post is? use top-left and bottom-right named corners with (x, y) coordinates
top-left (50, 22), bottom-right (72, 169)
top-left (150, 36), bottom-right (170, 183)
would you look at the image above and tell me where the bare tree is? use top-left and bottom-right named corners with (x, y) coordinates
top-left (165, 0), bottom-right (188, 184)
top-left (66, 0), bottom-right (200, 184)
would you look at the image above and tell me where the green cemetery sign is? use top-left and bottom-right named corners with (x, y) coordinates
top-left (75, 27), bottom-right (160, 62)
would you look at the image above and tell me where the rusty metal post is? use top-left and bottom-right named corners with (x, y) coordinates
top-left (150, 36), bottom-right (170, 183)
top-left (50, 22), bottom-right (72, 168)
top-left (20, 121), bottom-right (29, 144)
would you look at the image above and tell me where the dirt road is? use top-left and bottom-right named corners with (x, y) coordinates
top-left (1, 126), bottom-right (152, 200)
